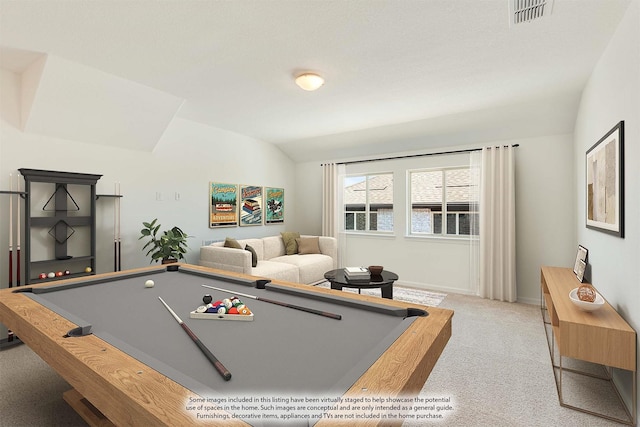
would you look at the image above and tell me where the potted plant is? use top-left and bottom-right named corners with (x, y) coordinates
top-left (139, 218), bottom-right (190, 264)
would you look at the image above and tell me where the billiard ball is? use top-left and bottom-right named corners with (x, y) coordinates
top-left (144, 280), bottom-right (155, 288)
top-left (85, 267), bottom-right (92, 273)
top-left (56, 271), bottom-right (63, 277)
top-left (39, 273), bottom-right (47, 279)
top-left (47, 272), bottom-right (55, 278)
top-left (64, 270), bottom-right (71, 276)
top-left (202, 294), bottom-right (213, 304)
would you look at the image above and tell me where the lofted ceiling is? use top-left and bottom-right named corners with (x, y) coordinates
top-left (0, 0), bottom-right (633, 162)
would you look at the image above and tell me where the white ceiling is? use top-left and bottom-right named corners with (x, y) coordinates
top-left (0, 0), bottom-right (633, 162)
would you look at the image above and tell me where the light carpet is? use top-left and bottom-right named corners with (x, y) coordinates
top-left (314, 281), bottom-right (446, 306)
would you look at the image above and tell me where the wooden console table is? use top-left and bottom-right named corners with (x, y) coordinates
top-left (541, 266), bottom-right (637, 425)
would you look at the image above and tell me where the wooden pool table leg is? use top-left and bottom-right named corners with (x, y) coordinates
top-left (63, 389), bottom-right (114, 427)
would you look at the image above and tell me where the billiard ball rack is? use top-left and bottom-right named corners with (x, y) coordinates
top-left (189, 293), bottom-right (255, 321)
top-left (189, 309), bottom-right (255, 321)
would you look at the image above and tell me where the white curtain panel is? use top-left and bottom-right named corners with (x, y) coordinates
top-left (469, 151), bottom-right (482, 295)
top-left (322, 163), bottom-right (338, 237)
top-left (322, 163), bottom-right (346, 267)
top-left (479, 146), bottom-right (517, 302)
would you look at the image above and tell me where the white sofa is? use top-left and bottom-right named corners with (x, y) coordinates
top-left (198, 235), bottom-right (337, 284)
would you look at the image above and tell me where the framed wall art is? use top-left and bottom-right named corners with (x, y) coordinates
top-left (239, 185), bottom-right (263, 226)
top-left (209, 182), bottom-right (238, 228)
top-left (586, 121), bottom-right (624, 237)
top-left (265, 187), bottom-right (284, 224)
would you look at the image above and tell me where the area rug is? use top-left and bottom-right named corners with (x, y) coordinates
top-left (314, 281), bottom-right (446, 307)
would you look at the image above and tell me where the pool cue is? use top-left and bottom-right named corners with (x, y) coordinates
top-left (117, 182), bottom-right (121, 271)
top-left (113, 182), bottom-right (117, 272)
top-left (202, 284), bottom-right (342, 320)
top-left (158, 297), bottom-right (232, 381)
top-left (8, 173), bottom-right (13, 288)
top-left (16, 174), bottom-right (21, 286)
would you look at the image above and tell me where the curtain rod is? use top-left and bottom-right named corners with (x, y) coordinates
top-left (322, 144), bottom-right (519, 166)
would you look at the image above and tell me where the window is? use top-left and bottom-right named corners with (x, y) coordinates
top-left (409, 168), bottom-right (478, 236)
top-left (344, 174), bottom-right (393, 232)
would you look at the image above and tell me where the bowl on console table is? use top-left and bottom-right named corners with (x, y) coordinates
top-left (569, 288), bottom-right (605, 312)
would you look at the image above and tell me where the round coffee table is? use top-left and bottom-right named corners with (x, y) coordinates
top-left (324, 269), bottom-right (398, 299)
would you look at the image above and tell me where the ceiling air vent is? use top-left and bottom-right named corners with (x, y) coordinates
top-left (509, 0), bottom-right (553, 25)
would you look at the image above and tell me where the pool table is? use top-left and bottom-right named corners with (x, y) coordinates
top-left (0, 264), bottom-right (453, 426)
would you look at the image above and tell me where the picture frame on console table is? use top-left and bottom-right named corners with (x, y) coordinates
top-left (575, 259), bottom-right (587, 283)
top-left (209, 182), bottom-right (238, 228)
top-left (264, 187), bottom-right (284, 224)
top-left (586, 121), bottom-right (624, 237)
top-left (573, 244), bottom-right (588, 280)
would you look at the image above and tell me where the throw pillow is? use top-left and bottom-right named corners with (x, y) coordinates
top-left (245, 244), bottom-right (258, 267)
top-left (223, 237), bottom-right (243, 249)
top-left (296, 237), bottom-right (321, 255)
top-left (280, 231), bottom-right (300, 255)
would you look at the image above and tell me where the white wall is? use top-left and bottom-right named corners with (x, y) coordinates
top-left (0, 68), bottom-right (296, 282)
top-left (296, 133), bottom-right (575, 304)
top-left (574, 0), bottom-right (639, 412)
top-left (515, 134), bottom-right (576, 303)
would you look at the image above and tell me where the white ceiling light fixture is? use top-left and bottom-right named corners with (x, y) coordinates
top-left (295, 73), bottom-right (324, 91)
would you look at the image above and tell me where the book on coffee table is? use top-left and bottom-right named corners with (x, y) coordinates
top-left (344, 267), bottom-right (370, 279)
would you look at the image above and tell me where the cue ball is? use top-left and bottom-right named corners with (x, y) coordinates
top-left (47, 272), bottom-right (55, 278)
top-left (144, 280), bottom-right (155, 288)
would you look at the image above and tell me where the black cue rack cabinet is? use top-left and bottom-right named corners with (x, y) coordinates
top-left (19, 169), bottom-right (102, 284)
